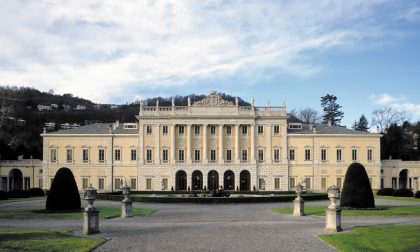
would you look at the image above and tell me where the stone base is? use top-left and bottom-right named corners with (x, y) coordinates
top-left (293, 199), bottom-right (304, 216)
top-left (325, 208), bottom-right (342, 232)
top-left (83, 209), bottom-right (100, 235)
top-left (121, 199), bottom-right (133, 218)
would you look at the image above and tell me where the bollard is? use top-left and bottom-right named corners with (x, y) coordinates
top-left (83, 185), bottom-right (100, 234)
top-left (325, 185), bottom-right (342, 232)
top-left (293, 183), bottom-right (304, 216)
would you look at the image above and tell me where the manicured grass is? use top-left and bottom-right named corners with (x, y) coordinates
top-left (319, 225), bottom-right (420, 252)
top-left (0, 228), bottom-right (105, 252)
top-left (0, 206), bottom-right (156, 220)
top-left (375, 195), bottom-right (420, 202)
top-left (0, 196), bottom-right (46, 204)
top-left (130, 194), bottom-right (152, 197)
top-left (273, 205), bottom-right (420, 216)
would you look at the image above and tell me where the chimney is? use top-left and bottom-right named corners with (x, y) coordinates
top-left (327, 119), bottom-right (332, 127)
top-left (312, 125), bottom-right (317, 134)
top-left (116, 120), bottom-right (119, 128)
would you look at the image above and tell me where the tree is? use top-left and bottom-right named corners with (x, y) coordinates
top-left (340, 162), bottom-right (375, 209)
top-left (352, 114), bottom-right (369, 132)
top-left (320, 94), bottom-right (344, 126)
top-left (297, 107), bottom-right (321, 124)
top-left (46, 167), bottom-right (81, 211)
top-left (371, 107), bottom-right (411, 133)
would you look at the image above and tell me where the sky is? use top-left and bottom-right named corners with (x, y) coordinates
top-left (1, 0), bottom-right (420, 127)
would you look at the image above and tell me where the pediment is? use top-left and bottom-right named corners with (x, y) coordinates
top-left (193, 91), bottom-right (234, 106)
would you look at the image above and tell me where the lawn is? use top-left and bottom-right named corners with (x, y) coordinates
top-left (319, 225), bottom-right (420, 252)
top-left (273, 205), bottom-right (420, 216)
top-left (0, 228), bottom-right (105, 252)
top-left (0, 196), bottom-right (47, 204)
top-left (375, 195), bottom-right (420, 202)
top-left (0, 206), bottom-right (156, 220)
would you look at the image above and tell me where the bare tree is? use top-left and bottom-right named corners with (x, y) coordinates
top-left (371, 107), bottom-right (411, 133)
top-left (298, 107), bottom-right (321, 124)
top-left (0, 98), bottom-right (14, 127)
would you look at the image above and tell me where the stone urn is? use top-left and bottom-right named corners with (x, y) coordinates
top-left (84, 184), bottom-right (97, 211)
top-left (295, 183), bottom-right (304, 200)
top-left (327, 185), bottom-right (340, 209)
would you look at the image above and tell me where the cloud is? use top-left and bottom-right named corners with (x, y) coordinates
top-left (370, 93), bottom-right (420, 120)
top-left (0, 1), bottom-right (419, 103)
top-left (390, 103), bottom-right (420, 117)
top-left (369, 94), bottom-right (396, 105)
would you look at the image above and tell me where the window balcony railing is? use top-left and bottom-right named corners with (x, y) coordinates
top-left (176, 160), bottom-right (185, 163)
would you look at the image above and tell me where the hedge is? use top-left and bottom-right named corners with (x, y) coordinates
top-left (393, 188), bottom-right (414, 197)
top-left (377, 188), bottom-right (395, 196)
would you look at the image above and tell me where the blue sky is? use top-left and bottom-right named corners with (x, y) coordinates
top-left (1, 0), bottom-right (420, 127)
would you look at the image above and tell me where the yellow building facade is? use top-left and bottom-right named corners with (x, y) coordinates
top-left (32, 91), bottom-right (384, 193)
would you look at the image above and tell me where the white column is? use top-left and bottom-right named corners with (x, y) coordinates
top-left (219, 124), bottom-right (224, 163)
top-left (235, 124), bottom-right (240, 163)
top-left (155, 124), bottom-right (160, 164)
top-left (187, 124), bottom-right (192, 164)
top-left (266, 124), bottom-right (272, 164)
top-left (251, 124), bottom-right (255, 163)
top-left (203, 124), bottom-right (208, 163)
top-left (171, 124), bottom-right (176, 164)
top-left (139, 123), bottom-right (144, 164)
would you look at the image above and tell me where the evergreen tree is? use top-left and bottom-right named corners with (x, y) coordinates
top-left (352, 114), bottom-right (369, 132)
top-left (320, 94), bottom-right (344, 126)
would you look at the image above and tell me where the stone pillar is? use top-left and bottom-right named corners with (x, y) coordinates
top-left (325, 185), bottom-right (342, 232)
top-left (187, 124), bottom-right (192, 164)
top-left (235, 124), bottom-right (240, 163)
top-left (155, 124), bottom-right (160, 164)
top-left (121, 184), bottom-right (133, 218)
top-left (83, 186), bottom-right (100, 235)
top-left (250, 124), bottom-right (255, 163)
top-left (293, 183), bottom-right (304, 216)
top-left (139, 123), bottom-right (144, 164)
top-left (170, 124), bottom-right (176, 164)
top-left (219, 124), bottom-right (224, 163)
top-left (203, 124), bottom-right (208, 163)
top-left (266, 124), bottom-right (272, 164)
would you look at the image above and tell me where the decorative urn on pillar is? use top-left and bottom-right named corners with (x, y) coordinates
top-left (325, 185), bottom-right (342, 232)
top-left (121, 181), bottom-right (133, 218)
top-left (293, 182), bottom-right (305, 216)
top-left (83, 185), bottom-right (100, 234)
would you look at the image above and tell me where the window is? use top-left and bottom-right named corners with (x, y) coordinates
top-left (352, 149), bottom-right (358, 161)
top-left (50, 149), bottom-right (57, 163)
top-left (258, 149), bottom-right (264, 162)
top-left (83, 149), bottom-right (89, 163)
top-left (82, 177), bottom-right (89, 190)
top-left (130, 178), bottom-right (137, 190)
top-left (337, 177), bottom-right (342, 189)
top-left (367, 149), bottom-right (373, 161)
top-left (178, 149), bottom-right (184, 162)
top-left (146, 178), bottom-right (152, 190)
top-left (128, 149), bottom-right (135, 161)
top-left (274, 178), bottom-right (280, 190)
top-left (242, 126), bottom-right (248, 135)
top-left (194, 125), bottom-right (200, 135)
top-left (321, 178), bottom-right (327, 189)
top-left (210, 126), bottom-right (216, 135)
top-left (288, 123), bottom-right (302, 129)
top-left (162, 149), bottom-right (168, 162)
top-left (24, 177), bottom-right (30, 190)
top-left (178, 125), bottom-right (185, 135)
top-left (258, 125), bottom-right (264, 135)
top-left (305, 178), bottom-right (311, 190)
top-left (289, 149), bottom-right (295, 161)
top-left (162, 178), bottom-right (168, 190)
top-left (290, 177), bottom-right (296, 189)
top-left (392, 177), bottom-right (397, 189)
top-left (38, 178), bottom-right (43, 188)
top-left (369, 177), bottom-right (372, 186)
top-left (99, 149), bottom-right (105, 162)
top-left (273, 149), bottom-right (280, 162)
top-left (274, 125), bottom-right (280, 135)
top-left (321, 149), bottom-right (327, 161)
top-left (98, 178), bottom-right (105, 190)
top-left (226, 126), bottom-right (232, 135)
top-left (210, 149), bottom-right (216, 162)
top-left (305, 149), bottom-right (311, 161)
top-left (194, 149), bottom-right (201, 162)
top-left (115, 178), bottom-right (121, 190)
top-left (242, 149), bottom-right (248, 162)
top-left (381, 178), bottom-right (384, 189)
top-left (259, 178), bottom-right (265, 190)
top-left (66, 149), bottom-right (73, 163)
top-left (162, 125), bottom-right (168, 135)
top-left (146, 149), bottom-right (152, 162)
top-left (146, 125), bottom-right (152, 135)
top-left (114, 149), bottom-right (121, 161)
top-left (226, 149), bottom-right (232, 162)
top-left (50, 177), bottom-right (54, 187)
top-left (336, 149), bottom-right (342, 161)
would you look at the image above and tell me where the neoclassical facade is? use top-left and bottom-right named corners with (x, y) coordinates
top-left (34, 91), bottom-right (386, 193)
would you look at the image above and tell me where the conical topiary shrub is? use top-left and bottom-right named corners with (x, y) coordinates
top-left (46, 167), bottom-right (81, 211)
top-left (340, 162), bottom-right (375, 208)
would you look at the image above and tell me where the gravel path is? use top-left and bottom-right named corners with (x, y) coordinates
top-left (1, 198), bottom-right (420, 252)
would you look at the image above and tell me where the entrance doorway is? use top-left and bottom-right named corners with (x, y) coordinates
top-left (175, 170), bottom-right (187, 191)
top-left (399, 169), bottom-right (408, 189)
top-left (224, 170), bottom-right (235, 190)
top-left (192, 170), bottom-right (203, 190)
top-left (208, 170), bottom-right (219, 190)
top-left (9, 169), bottom-right (23, 191)
top-left (240, 170), bottom-right (250, 191)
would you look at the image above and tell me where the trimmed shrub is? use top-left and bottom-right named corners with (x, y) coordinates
top-left (27, 188), bottom-right (45, 197)
top-left (415, 191), bottom-right (420, 198)
top-left (392, 188), bottom-right (414, 197)
top-left (376, 188), bottom-right (395, 196)
top-left (7, 190), bottom-right (28, 198)
top-left (46, 167), bottom-right (81, 211)
top-left (0, 191), bottom-right (8, 200)
top-left (340, 162), bottom-right (375, 208)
